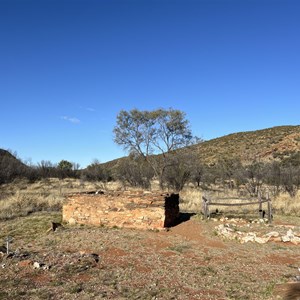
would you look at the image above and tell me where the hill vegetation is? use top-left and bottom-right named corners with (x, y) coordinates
top-left (189, 125), bottom-right (300, 165)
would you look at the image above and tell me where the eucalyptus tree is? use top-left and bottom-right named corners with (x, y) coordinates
top-left (113, 108), bottom-right (199, 189)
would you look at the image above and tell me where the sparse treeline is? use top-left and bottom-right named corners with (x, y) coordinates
top-left (0, 150), bottom-right (82, 184)
top-left (111, 151), bottom-right (300, 197)
top-left (1, 147), bottom-right (300, 198)
top-left (0, 149), bottom-right (113, 184)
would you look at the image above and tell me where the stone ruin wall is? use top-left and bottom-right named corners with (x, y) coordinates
top-left (63, 190), bottom-right (180, 230)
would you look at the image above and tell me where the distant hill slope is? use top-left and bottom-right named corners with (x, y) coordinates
top-left (188, 125), bottom-right (300, 164)
top-left (0, 149), bottom-right (30, 183)
top-left (0, 149), bottom-right (18, 163)
top-left (103, 125), bottom-right (300, 168)
top-left (0, 149), bottom-right (27, 165)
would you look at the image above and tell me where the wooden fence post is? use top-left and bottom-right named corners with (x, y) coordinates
top-left (258, 191), bottom-right (263, 218)
top-left (202, 196), bottom-right (209, 219)
top-left (267, 201), bottom-right (272, 224)
top-left (202, 197), bottom-right (206, 218)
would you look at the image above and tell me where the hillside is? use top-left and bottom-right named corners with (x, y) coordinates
top-left (189, 125), bottom-right (300, 164)
top-left (0, 149), bottom-right (29, 169)
top-left (0, 149), bottom-right (30, 183)
top-left (0, 149), bottom-right (18, 160)
top-left (102, 125), bottom-right (300, 168)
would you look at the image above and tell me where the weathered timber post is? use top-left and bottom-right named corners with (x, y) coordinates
top-left (202, 196), bottom-right (206, 218)
top-left (258, 191), bottom-right (263, 218)
top-left (202, 196), bottom-right (210, 219)
top-left (267, 193), bottom-right (272, 224)
top-left (5, 236), bottom-right (13, 255)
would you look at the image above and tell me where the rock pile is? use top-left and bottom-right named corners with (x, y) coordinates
top-left (63, 191), bottom-right (180, 230)
top-left (215, 223), bottom-right (300, 244)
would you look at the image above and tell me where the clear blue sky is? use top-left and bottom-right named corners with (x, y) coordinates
top-left (1, 0), bottom-right (300, 168)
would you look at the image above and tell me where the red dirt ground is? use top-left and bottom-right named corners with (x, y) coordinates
top-left (1, 213), bottom-right (300, 299)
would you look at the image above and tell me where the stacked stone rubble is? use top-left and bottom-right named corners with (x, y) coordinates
top-left (63, 191), bottom-right (179, 230)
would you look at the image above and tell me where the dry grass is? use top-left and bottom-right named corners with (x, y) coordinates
top-left (2, 178), bottom-right (300, 221)
top-left (180, 185), bottom-right (300, 218)
top-left (0, 178), bottom-right (122, 220)
top-left (180, 187), bottom-right (203, 212)
top-left (271, 192), bottom-right (300, 216)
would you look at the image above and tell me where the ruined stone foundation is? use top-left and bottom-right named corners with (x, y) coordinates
top-left (63, 191), bottom-right (179, 230)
